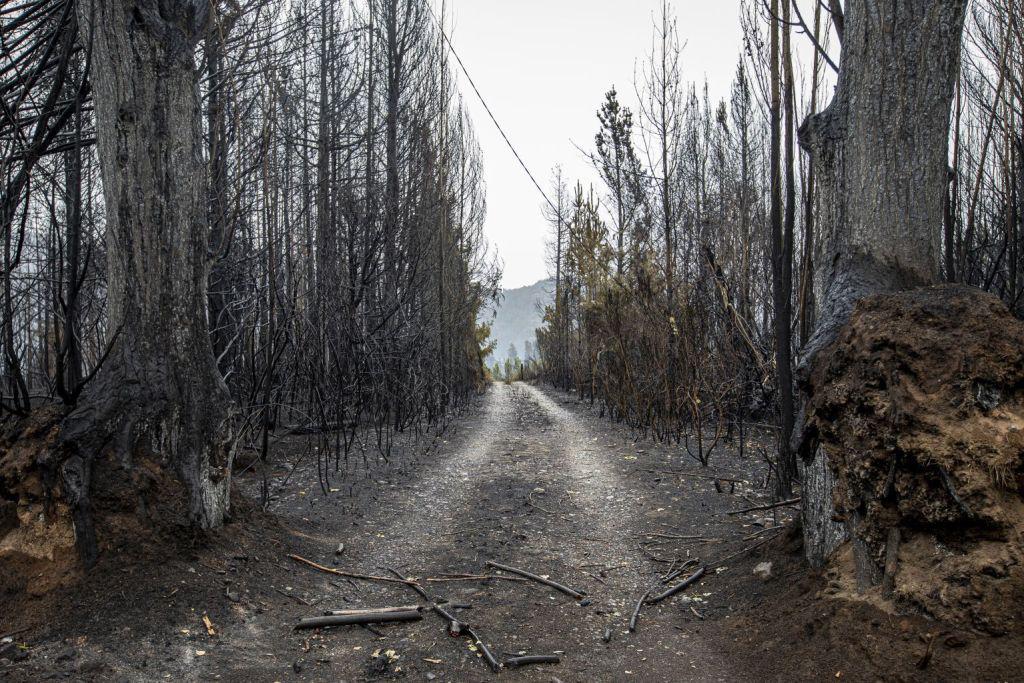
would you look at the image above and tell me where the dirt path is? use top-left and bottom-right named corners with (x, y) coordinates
top-left (1, 383), bottom-right (787, 682)
top-left (218, 383), bottom-right (758, 682)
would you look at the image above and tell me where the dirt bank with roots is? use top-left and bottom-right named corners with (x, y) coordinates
top-left (803, 284), bottom-right (1024, 634)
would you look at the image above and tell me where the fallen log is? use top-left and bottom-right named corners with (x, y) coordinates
top-left (484, 561), bottom-right (586, 600)
top-left (646, 567), bottom-right (707, 605)
top-left (295, 610), bottom-right (422, 630)
top-left (288, 554), bottom-right (421, 587)
top-left (726, 498), bottom-right (800, 515)
top-left (505, 654), bottom-right (561, 667)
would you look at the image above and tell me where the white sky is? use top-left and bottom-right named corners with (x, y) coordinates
top-left (443, 1), bottom-right (747, 289)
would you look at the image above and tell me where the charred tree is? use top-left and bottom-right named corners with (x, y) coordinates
top-left (57, 0), bottom-right (236, 566)
top-left (795, 0), bottom-right (968, 568)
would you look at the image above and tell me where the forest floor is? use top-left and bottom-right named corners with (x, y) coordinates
top-left (2, 382), bottom-right (1021, 682)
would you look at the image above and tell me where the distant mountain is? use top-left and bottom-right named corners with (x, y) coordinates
top-left (486, 278), bottom-right (554, 365)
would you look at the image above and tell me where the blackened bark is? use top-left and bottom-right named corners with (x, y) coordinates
top-left (795, 0), bottom-right (967, 568)
top-left (206, 9), bottom-right (232, 376)
top-left (774, 0), bottom-right (798, 496)
top-left (56, 92), bottom-right (85, 404)
top-left (61, 0), bottom-right (236, 565)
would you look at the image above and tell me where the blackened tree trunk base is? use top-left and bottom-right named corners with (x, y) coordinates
top-left (38, 0), bottom-right (241, 566)
top-left (795, 0), bottom-right (967, 569)
top-left (54, 353), bottom-right (235, 567)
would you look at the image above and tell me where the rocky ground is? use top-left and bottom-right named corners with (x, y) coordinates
top-left (1, 382), bottom-right (1020, 681)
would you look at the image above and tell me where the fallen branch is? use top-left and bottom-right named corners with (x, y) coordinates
top-left (387, 567), bottom-right (431, 600)
top-left (287, 554), bottom-right (421, 587)
top-left (485, 561), bottom-right (587, 600)
top-left (742, 526), bottom-right (782, 541)
top-left (628, 591), bottom-right (649, 632)
top-left (295, 610), bottom-right (422, 630)
top-left (433, 602), bottom-right (465, 636)
top-left (388, 568), bottom-right (464, 637)
top-left (635, 468), bottom-right (744, 484)
top-left (679, 472), bottom-right (745, 484)
top-left (726, 498), bottom-right (800, 515)
top-left (324, 606), bottom-right (421, 616)
top-left (425, 574), bottom-right (527, 583)
top-left (505, 654), bottom-right (561, 667)
top-left (642, 532), bottom-right (709, 541)
top-left (707, 529), bottom-right (785, 569)
top-left (661, 559), bottom-right (700, 584)
top-left (275, 587), bottom-right (312, 606)
top-left (359, 623), bottom-right (385, 637)
top-left (646, 567), bottom-right (707, 605)
top-left (465, 625), bottom-right (502, 672)
top-left (636, 541), bottom-right (680, 564)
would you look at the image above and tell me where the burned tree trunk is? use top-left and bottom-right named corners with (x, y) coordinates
top-left (58, 0), bottom-right (236, 566)
top-left (796, 0), bottom-right (967, 568)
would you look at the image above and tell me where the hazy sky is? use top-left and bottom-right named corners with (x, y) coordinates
top-left (443, 1), bottom-right (746, 289)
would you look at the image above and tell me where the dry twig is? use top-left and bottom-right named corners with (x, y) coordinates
top-left (484, 561), bottom-right (587, 600)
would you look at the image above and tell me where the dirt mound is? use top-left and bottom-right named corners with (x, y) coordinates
top-left (803, 284), bottom-right (1024, 634)
top-left (0, 405), bottom-right (229, 589)
top-left (0, 407), bottom-right (74, 559)
top-left (716, 526), bottom-right (1024, 682)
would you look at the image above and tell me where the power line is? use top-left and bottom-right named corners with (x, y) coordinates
top-left (425, 3), bottom-right (558, 215)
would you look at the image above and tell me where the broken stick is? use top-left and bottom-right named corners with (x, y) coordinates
top-left (628, 591), bottom-right (650, 632)
top-left (661, 558), bottom-right (700, 584)
top-left (324, 606), bottom-right (421, 617)
top-left (505, 654), bottom-right (561, 667)
top-left (387, 567), bottom-right (431, 600)
top-left (295, 610), bottom-right (422, 630)
top-left (388, 568), bottom-right (464, 637)
top-left (484, 561), bottom-right (587, 600)
top-left (465, 625), bottom-right (502, 672)
top-left (646, 567), bottom-right (707, 605)
top-left (425, 574), bottom-right (527, 583)
top-left (288, 554), bottom-right (421, 587)
top-left (726, 498), bottom-right (800, 515)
